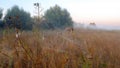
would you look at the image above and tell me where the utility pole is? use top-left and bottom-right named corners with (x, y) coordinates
top-left (33, 3), bottom-right (43, 56)
top-left (34, 2), bottom-right (43, 22)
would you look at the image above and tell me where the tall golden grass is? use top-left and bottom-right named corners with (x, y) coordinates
top-left (0, 29), bottom-right (120, 68)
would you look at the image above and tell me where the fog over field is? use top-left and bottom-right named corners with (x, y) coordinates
top-left (73, 23), bottom-right (120, 30)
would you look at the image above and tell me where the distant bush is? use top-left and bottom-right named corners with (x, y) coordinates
top-left (38, 20), bottom-right (55, 30)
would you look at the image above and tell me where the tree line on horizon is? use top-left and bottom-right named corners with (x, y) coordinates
top-left (0, 5), bottom-right (73, 30)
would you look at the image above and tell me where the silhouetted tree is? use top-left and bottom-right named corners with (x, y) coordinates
top-left (4, 5), bottom-right (33, 30)
top-left (0, 8), bottom-right (3, 19)
top-left (0, 21), bottom-right (4, 29)
top-left (0, 8), bottom-right (4, 29)
top-left (44, 5), bottom-right (73, 29)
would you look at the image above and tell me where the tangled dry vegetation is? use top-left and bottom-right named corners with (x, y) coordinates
top-left (0, 29), bottom-right (120, 68)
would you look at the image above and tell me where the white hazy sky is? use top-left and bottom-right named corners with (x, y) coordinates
top-left (0, 0), bottom-right (120, 29)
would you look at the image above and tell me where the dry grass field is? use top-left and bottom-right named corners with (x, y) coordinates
top-left (0, 29), bottom-right (120, 68)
